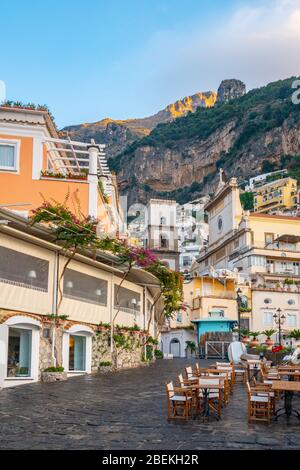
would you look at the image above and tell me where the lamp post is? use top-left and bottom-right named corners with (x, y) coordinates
top-left (273, 308), bottom-right (286, 345)
top-left (236, 288), bottom-right (242, 341)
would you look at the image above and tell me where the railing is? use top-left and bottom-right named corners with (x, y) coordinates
top-left (205, 341), bottom-right (231, 359)
top-left (192, 292), bottom-right (236, 309)
top-left (114, 306), bottom-right (140, 315)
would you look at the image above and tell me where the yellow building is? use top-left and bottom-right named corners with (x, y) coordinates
top-left (190, 277), bottom-right (237, 321)
top-left (196, 173), bottom-right (300, 338)
top-left (253, 177), bottom-right (298, 214)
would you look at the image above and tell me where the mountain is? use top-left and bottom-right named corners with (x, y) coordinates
top-left (61, 91), bottom-right (217, 158)
top-left (110, 77), bottom-right (300, 206)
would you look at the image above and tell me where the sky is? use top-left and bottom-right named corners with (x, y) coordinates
top-left (1, 0), bottom-right (300, 127)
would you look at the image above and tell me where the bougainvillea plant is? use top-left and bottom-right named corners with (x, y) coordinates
top-left (30, 199), bottom-right (184, 340)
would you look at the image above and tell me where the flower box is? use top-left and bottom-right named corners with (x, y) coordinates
top-left (41, 371), bottom-right (67, 383)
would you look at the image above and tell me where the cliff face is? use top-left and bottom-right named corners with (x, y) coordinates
top-left (112, 77), bottom-right (300, 205)
top-left (216, 79), bottom-right (246, 105)
top-left (62, 91), bottom-right (217, 158)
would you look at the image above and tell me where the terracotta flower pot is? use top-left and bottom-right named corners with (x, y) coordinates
top-left (265, 339), bottom-right (274, 348)
top-left (250, 340), bottom-right (259, 347)
top-left (242, 337), bottom-right (250, 344)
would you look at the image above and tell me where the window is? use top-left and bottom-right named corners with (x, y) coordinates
top-left (250, 256), bottom-right (266, 267)
top-left (114, 285), bottom-right (141, 314)
top-left (0, 141), bottom-right (19, 171)
top-left (64, 269), bottom-right (108, 305)
top-left (183, 256), bottom-right (190, 267)
top-left (160, 217), bottom-right (166, 225)
top-left (7, 327), bottom-right (32, 377)
top-left (0, 246), bottom-right (49, 291)
top-left (287, 314), bottom-right (297, 327)
top-left (69, 335), bottom-right (86, 371)
top-left (264, 298), bottom-right (272, 304)
top-left (177, 312), bottom-right (182, 323)
top-left (265, 233), bottom-right (274, 245)
top-left (160, 236), bottom-right (169, 249)
top-left (288, 299), bottom-right (296, 305)
top-left (263, 312), bottom-right (273, 325)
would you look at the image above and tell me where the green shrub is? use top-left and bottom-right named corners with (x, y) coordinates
top-left (44, 366), bottom-right (64, 373)
top-left (154, 349), bottom-right (164, 359)
top-left (99, 361), bottom-right (112, 367)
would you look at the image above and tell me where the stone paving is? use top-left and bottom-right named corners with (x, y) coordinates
top-left (0, 358), bottom-right (299, 450)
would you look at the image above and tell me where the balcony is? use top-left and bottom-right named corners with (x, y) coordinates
top-left (193, 292), bottom-right (236, 309)
top-left (43, 137), bottom-right (112, 192)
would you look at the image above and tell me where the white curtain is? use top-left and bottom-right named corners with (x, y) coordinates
top-left (0, 145), bottom-right (15, 167)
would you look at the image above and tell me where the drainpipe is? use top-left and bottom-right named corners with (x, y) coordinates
top-left (110, 270), bottom-right (114, 355)
top-left (143, 285), bottom-right (147, 360)
top-left (52, 251), bottom-right (59, 367)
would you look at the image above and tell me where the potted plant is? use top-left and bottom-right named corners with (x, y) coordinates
top-left (98, 321), bottom-right (110, 332)
top-left (288, 329), bottom-right (300, 347)
top-left (41, 366), bottom-right (67, 383)
top-left (99, 361), bottom-right (113, 373)
top-left (240, 328), bottom-right (250, 344)
top-left (262, 329), bottom-right (276, 348)
top-left (249, 331), bottom-right (260, 347)
top-left (154, 349), bottom-right (164, 359)
top-left (186, 340), bottom-right (196, 358)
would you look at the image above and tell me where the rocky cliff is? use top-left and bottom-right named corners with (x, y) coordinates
top-left (62, 91), bottom-right (217, 158)
top-left (111, 77), bottom-right (300, 206)
top-left (216, 79), bottom-right (246, 105)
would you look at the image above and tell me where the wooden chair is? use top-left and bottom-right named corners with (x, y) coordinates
top-left (246, 381), bottom-right (272, 423)
top-left (246, 360), bottom-right (262, 383)
top-left (185, 366), bottom-right (198, 383)
top-left (165, 381), bottom-right (192, 420)
top-left (253, 378), bottom-right (276, 413)
top-left (195, 363), bottom-right (209, 376)
top-left (179, 374), bottom-right (201, 415)
top-left (232, 363), bottom-right (247, 384)
top-left (216, 363), bottom-right (235, 394)
top-left (205, 369), bottom-right (229, 406)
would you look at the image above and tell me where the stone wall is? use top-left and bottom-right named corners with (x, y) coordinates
top-left (0, 310), bottom-right (149, 379)
top-left (92, 329), bottom-right (147, 371)
top-left (39, 321), bottom-right (64, 375)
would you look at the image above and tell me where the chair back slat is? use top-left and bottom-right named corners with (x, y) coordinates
top-left (166, 381), bottom-right (175, 397)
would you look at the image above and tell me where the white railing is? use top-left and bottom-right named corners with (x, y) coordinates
top-left (44, 137), bottom-right (112, 194)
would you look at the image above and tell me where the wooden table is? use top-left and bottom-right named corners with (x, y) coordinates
top-left (277, 371), bottom-right (300, 380)
top-left (187, 383), bottom-right (223, 421)
top-left (272, 381), bottom-right (300, 422)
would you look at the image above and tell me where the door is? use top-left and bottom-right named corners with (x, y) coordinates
top-left (170, 338), bottom-right (181, 357)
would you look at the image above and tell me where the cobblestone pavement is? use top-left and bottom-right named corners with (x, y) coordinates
top-left (0, 358), bottom-right (300, 450)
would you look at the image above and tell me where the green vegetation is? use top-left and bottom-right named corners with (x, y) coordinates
top-left (186, 340), bottom-right (196, 354)
top-left (109, 76), bottom-right (300, 203)
top-left (240, 192), bottom-right (254, 210)
top-left (288, 329), bottom-right (300, 340)
top-left (154, 349), bottom-right (164, 359)
top-left (98, 180), bottom-right (109, 204)
top-left (44, 366), bottom-right (64, 373)
top-left (99, 361), bottom-right (112, 367)
top-left (262, 329), bottom-right (276, 339)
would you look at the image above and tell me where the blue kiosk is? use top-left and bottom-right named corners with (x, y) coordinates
top-left (192, 309), bottom-right (237, 345)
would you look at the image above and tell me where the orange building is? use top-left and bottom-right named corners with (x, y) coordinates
top-left (0, 105), bottom-right (123, 234)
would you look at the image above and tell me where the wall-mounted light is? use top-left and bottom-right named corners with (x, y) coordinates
top-left (96, 289), bottom-right (102, 297)
top-left (66, 281), bottom-right (73, 289)
top-left (28, 270), bottom-right (37, 279)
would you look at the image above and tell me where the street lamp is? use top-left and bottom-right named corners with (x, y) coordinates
top-left (236, 288), bottom-right (242, 341)
top-left (273, 308), bottom-right (286, 345)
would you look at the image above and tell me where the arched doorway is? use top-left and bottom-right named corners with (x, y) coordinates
top-left (170, 338), bottom-right (181, 357)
